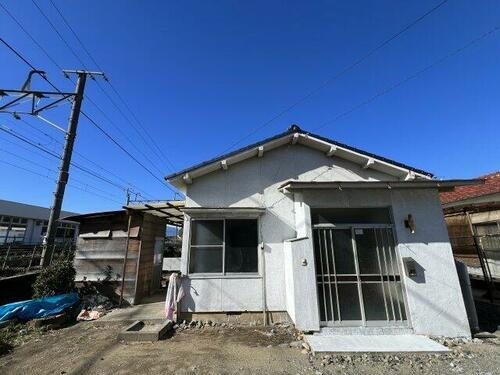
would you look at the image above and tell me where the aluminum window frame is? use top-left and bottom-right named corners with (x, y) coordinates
top-left (188, 217), bottom-right (260, 277)
top-left (314, 223), bottom-right (410, 328)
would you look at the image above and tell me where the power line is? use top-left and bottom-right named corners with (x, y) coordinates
top-left (30, 0), bottom-right (172, 176)
top-left (0, 124), bottom-right (133, 193)
top-left (2, 0), bottom-right (168, 177)
top-left (0, 36), bottom-right (178, 195)
top-left (0, 2), bottom-right (65, 72)
top-left (314, 25), bottom-right (500, 131)
top-left (47, 0), bottom-right (177, 172)
top-left (220, 0), bottom-right (450, 153)
top-left (0, 147), bottom-right (123, 200)
top-left (17, 117), bottom-right (155, 199)
top-left (0, 159), bottom-right (123, 204)
top-left (1, 3), bottom-right (175, 187)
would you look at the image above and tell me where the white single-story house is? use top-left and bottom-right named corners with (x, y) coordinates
top-left (166, 125), bottom-right (477, 338)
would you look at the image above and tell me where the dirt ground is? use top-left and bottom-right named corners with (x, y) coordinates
top-left (1, 322), bottom-right (500, 375)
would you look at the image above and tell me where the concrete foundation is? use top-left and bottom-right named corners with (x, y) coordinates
top-left (178, 311), bottom-right (291, 325)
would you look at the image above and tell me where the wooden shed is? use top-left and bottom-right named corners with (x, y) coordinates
top-left (65, 201), bottom-right (184, 305)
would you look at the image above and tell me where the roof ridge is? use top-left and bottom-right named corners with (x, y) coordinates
top-left (165, 125), bottom-right (433, 181)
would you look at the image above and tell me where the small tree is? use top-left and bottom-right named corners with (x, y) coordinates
top-left (32, 259), bottom-right (76, 298)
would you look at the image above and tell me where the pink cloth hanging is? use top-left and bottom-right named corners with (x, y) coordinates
top-left (165, 273), bottom-right (178, 320)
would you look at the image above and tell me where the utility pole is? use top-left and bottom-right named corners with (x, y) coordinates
top-left (126, 187), bottom-right (131, 205)
top-left (40, 70), bottom-right (105, 266)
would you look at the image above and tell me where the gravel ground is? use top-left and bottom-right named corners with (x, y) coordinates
top-left (0, 322), bottom-right (499, 375)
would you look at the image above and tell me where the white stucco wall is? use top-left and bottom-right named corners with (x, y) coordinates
top-left (179, 144), bottom-right (470, 337)
top-left (181, 145), bottom-right (392, 314)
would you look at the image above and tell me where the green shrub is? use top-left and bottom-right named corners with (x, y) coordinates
top-left (32, 259), bottom-right (76, 298)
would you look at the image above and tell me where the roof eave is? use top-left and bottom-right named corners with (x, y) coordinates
top-left (165, 127), bottom-right (433, 184)
top-left (279, 179), bottom-right (484, 192)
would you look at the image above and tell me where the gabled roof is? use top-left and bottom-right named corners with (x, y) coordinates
top-left (166, 125), bottom-right (433, 187)
top-left (440, 171), bottom-right (500, 205)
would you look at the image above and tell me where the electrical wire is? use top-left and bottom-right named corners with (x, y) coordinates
top-left (220, 0), bottom-right (450, 152)
top-left (0, 159), bottom-right (123, 204)
top-left (314, 25), bottom-right (500, 130)
top-left (0, 147), bottom-right (123, 200)
top-left (17, 117), bottom-right (155, 199)
top-left (0, 36), bottom-right (178, 195)
top-left (47, 0), bottom-right (177, 171)
top-left (28, 0), bottom-right (169, 176)
top-left (0, 124), bottom-right (132, 193)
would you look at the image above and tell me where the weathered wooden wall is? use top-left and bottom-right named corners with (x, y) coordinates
top-left (444, 213), bottom-right (476, 256)
top-left (134, 214), bottom-right (166, 303)
top-left (74, 213), bottom-right (143, 304)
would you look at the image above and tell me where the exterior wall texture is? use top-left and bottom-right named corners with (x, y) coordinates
top-left (180, 144), bottom-right (470, 337)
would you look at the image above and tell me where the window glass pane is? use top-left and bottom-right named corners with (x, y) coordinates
top-left (362, 283), bottom-right (387, 321)
top-left (311, 208), bottom-right (391, 225)
top-left (355, 229), bottom-right (380, 274)
top-left (10, 226), bottom-right (26, 242)
top-left (189, 247), bottom-right (223, 273)
top-left (225, 219), bottom-right (258, 273)
top-left (338, 283), bottom-right (362, 320)
top-left (0, 225), bottom-right (8, 244)
top-left (332, 229), bottom-right (356, 274)
top-left (191, 220), bottom-right (223, 245)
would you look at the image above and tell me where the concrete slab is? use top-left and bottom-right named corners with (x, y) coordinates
top-left (96, 302), bottom-right (165, 326)
top-left (118, 320), bottom-right (173, 342)
top-left (305, 334), bottom-right (449, 353)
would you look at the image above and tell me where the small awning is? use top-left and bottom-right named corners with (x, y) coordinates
top-left (279, 179), bottom-right (483, 193)
top-left (182, 207), bottom-right (266, 218)
top-left (124, 200), bottom-right (185, 227)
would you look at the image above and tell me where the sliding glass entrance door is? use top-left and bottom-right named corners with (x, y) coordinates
top-left (313, 225), bottom-right (408, 327)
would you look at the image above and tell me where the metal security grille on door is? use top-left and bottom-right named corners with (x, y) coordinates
top-left (313, 226), bottom-right (408, 327)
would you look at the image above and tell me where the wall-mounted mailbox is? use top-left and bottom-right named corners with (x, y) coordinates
top-left (403, 257), bottom-right (418, 277)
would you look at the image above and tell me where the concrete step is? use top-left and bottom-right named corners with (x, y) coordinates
top-left (316, 326), bottom-right (414, 336)
top-left (305, 334), bottom-right (449, 353)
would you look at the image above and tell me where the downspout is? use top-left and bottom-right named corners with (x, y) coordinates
top-left (261, 241), bottom-right (267, 326)
top-left (119, 211), bottom-right (133, 306)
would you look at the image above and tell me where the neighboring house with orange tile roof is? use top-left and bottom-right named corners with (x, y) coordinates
top-left (440, 172), bottom-right (500, 284)
top-left (441, 172), bottom-right (500, 208)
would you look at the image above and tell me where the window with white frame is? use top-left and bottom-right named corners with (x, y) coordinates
top-left (189, 219), bottom-right (258, 274)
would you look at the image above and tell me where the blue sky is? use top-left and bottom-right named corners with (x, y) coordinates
top-left (0, 0), bottom-right (499, 214)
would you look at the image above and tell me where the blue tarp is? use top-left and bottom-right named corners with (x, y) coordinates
top-left (0, 293), bottom-right (79, 322)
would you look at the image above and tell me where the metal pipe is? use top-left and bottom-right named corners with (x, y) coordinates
top-left (261, 242), bottom-right (268, 326)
